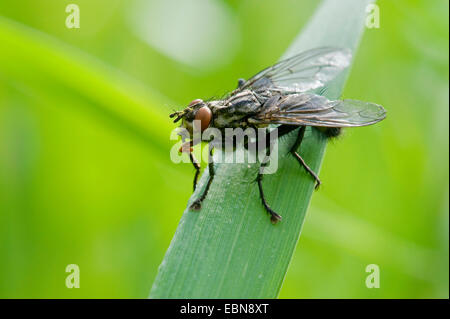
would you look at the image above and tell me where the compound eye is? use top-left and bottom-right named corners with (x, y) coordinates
top-left (194, 106), bottom-right (212, 132)
top-left (189, 98), bottom-right (203, 107)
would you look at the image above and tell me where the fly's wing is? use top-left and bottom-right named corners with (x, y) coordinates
top-left (238, 47), bottom-right (352, 94)
top-left (251, 94), bottom-right (386, 127)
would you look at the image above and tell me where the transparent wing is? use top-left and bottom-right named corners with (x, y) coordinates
top-left (238, 47), bottom-right (352, 93)
top-left (252, 94), bottom-right (386, 127)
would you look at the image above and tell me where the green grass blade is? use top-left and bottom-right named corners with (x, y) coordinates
top-left (150, 0), bottom-right (375, 298)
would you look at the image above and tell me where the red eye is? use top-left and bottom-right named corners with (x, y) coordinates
top-left (194, 106), bottom-right (212, 132)
top-left (189, 98), bottom-right (203, 107)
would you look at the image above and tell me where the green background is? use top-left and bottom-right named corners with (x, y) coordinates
top-left (0, 0), bottom-right (448, 298)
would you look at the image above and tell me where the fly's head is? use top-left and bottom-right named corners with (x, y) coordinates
top-left (170, 99), bottom-right (212, 137)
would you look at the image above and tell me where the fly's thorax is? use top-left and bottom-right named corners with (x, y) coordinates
top-left (210, 90), bottom-right (265, 129)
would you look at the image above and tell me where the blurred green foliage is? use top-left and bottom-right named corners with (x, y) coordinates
top-left (0, 0), bottom-right (448, 298)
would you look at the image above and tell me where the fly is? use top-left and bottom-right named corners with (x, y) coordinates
top-left (170, 47), bottom-right (386, 223)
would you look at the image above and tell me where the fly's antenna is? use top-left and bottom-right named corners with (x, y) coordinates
top-left (169, 111), bottom-right (183, 123)
top-left (169, 110), bottom-right (180, 118)
top-left (169, 108), bottom-right (191, 123)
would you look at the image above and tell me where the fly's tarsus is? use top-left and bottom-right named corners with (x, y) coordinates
top-left (257, 144), bottom-right (283, 224)
top-left (257, 172), bottom-right (282, 224)
top-left (292, 151), bottom-right (321, 189)
top-left (190, 200), bottom-right (202, 211)
top-left (290, 126), bottom-right (321, 189)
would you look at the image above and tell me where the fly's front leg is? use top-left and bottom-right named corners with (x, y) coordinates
top-left (190, 145), bottom-right (215, 211)
top-left (189, 153), bottom-right (201, 191)
top-left (290, 126), bottom-right (321, 189)
top-left (180, 141), bottom-right (201, 191)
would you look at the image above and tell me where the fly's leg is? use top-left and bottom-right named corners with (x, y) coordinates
top-left (180, 141), bottom-right (200, 191)
top-left (257, 171), bottom-right (282, 224)
top-left (290, 126), bottom-right (321, 189)
top-left (292, 151), bottom-right (321, 189)
top-left (190, 145), bottom-right (215, 211)
top-left (256, 144), bottom-right (282, 224)
top-left (189, 153), bottom-right (201, 191)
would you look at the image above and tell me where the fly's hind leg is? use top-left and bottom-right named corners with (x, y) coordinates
top-left (290, 126), bottom-right (321, 189)
top-left (257, 144), bottom-right (282, 224)
top-left (190, 145), bottom-right (215, 211)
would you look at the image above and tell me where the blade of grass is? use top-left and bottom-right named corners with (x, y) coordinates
top-left (150, 0), bottom-right (375, 298)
